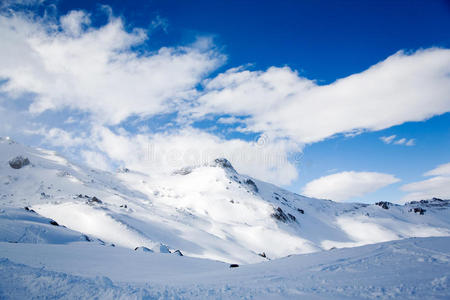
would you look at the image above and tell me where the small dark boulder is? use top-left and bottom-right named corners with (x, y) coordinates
top-left (120, 204), bottom-right (128, 208)
top-left (413, 207), bottom-right (426, 215)
top-left (117, 167), bottom-right (130, 173)
top-left (229, 264), bottom-right (239, 268)
top-left (9, 156), bottom-right (30, 169)
top-left (258, 252), bottom-right (267, 258)
top-left (24, 206), bottom-right (36, 213)
top-left (49, 220), bottom-right (59, 226)
top-left (297, 208), bottom-right (304, 214)
top-left (86, 196), bottom-right (102, 205)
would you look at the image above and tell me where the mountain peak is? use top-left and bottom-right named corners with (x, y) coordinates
top-left (206, 158), bottom-right (236, 173)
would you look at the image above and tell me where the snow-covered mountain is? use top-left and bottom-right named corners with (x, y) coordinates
top-left (1, 137), bottom-right (450, 264)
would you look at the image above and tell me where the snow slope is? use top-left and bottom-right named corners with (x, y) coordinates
top-left (1, 137), bottom-right (450, 263)
top-left (0, 236), bottom-right (449, 299)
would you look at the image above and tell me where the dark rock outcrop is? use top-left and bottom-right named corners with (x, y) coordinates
top-left (49, 220), bottom-right (59, 226)
top-left (411, 207), bottom-right (426, 215)
top-left (209, 158), bottom-right (237, 173)
top-left (244, 179), bottom-right (258, 193)
top-left (375, 201), bottom-right (392, 210)
top-left (9, 156), bottom-right (30, 169)
top-left (271, 207), bottom-right (290, 222)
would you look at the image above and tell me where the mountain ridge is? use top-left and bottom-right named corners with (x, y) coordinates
top-left (1, 137), bottom-right (449, 264)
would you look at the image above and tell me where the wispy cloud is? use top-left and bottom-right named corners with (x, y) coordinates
top-left (380, 135), bottom-right (396, 144)
top-left (302, 171), bottom-right (400, 202)
top-left (401, 162), bottom-right (450, 202)
top-left (380, 135), bottom-right (415, 146)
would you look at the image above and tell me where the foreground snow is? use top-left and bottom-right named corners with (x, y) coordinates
top-left (0, 236), bottom-right (449, 299)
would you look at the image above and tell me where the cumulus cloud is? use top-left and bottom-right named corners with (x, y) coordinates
top-left (401, 162), bottom-right (450, 202)
top-left (192, 49), bottom-right (450, 144)
top-left (0, 10), bottom-right (224, 124)
top-left (87, 126), bottom-right (300, 185)
top-left (302, 171), bottom-right (400, 202)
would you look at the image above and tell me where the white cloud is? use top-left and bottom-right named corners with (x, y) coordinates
top-left (217, 116), bottom-right (244, 124)
top-left (150, 15), bottom-right (168, 33)
top-left (424, 162), bottom-right (450, 176)
top-left (192, 49), bottom-right (450, 144)
top-left (0, 10), bottom-right (224, 124)
top-left (380, 135), bottom-right (415, 146)
top-left (401, 176), bottom-right (450, 203)
top-left (394, 138), bottom-right (406, 145)
top-left (380, 135), bottom-right (396, 144)
top-left (80, 150), bottom-right (110, 171)
top-left (400, 162), bottom-right (450, 202)
top-left (89, 126), bottom-right (300, 185)
top-left (405, 139), bottom-right (415, 146)
top-left (302, 171), bottom-right (400, 202)
top-left (60, 10), bottom-right (91, 37)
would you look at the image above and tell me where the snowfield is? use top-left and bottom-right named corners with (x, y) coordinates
top-left (0, 237), bottom-right (449, 299)
top-left (1, 137), bottom-right (450, 299)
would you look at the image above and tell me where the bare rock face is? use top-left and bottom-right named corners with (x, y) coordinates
top-left (8, 156), bottom-right (30, 169)
top-left (375, 201), bottom-right (392, 210)
top-left (209, 158), bottom-right (237, 173)
top-left (244, 178), bottom-right (258, 193)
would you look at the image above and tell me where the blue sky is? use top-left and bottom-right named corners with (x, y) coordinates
top-left (0, 0), bottom-right (449, 203)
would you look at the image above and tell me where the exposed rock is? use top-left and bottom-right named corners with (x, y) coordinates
top-left (297, 208), bottom-right (304, 214)
top-left (229, 264), bottom-right (239, 268)
top-left (8, 156), bottom-right (30, 169)
top-left (85, 196), bottom-right (102, 205)
top-left (271, 207), bottom-right (290, 222)
top-left (412, 207), bottom-right (426, 215)
top-left (49, 220), bottom-right (59, 226)
top-left (409, 198), bottom-right (450, 209)
top-left (244, 179), bottom-right (258, 193)
top-left (258, 252), bottom-right (267, 258)
top-left (287, 213), bottom-right (296, 222)
top-left (24, 206), bottom-right (36, 213)
top-left (209, 158), bottom-right (236, 173)
top-left (172, 250), bottom-right (183, 256)
top-left (120, 204), bottom-right (128, 208)
top-left (375, 201), bottom-right (392, 210)
top-left (117, 167), bottom-right (130, 173)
